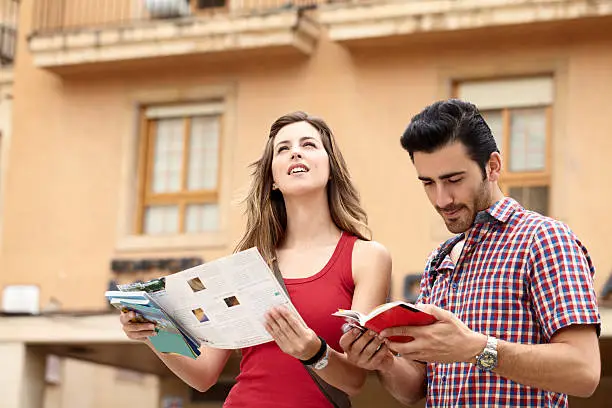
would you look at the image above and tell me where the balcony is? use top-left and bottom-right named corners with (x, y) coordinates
top-left (318, 0), bottom-right (612, 45)
top-left (28, 0), bottom-right (322, 71)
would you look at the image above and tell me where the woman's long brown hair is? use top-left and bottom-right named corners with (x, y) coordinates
top-left (234, 111), bottom-right (371, 265)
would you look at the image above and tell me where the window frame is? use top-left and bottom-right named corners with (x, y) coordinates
top-left (135, 103), bottom-right (223, 236)
top-left (115, 85), bottom-right (235, 253)
top-left (454, 77), bottom-right (554, 214)
top-left (483, 104), bottom-right (553, 192)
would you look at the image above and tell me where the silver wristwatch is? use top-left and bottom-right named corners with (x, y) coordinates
top-left (311, 342), bottom-right (330, 370)
top-left (475, 336), bottom-right (498, 372)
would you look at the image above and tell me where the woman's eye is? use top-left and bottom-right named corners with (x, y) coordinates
top-left (277, 146), bottom-right (289, 153)
top-left (303, 142), bottom-right (316, 148)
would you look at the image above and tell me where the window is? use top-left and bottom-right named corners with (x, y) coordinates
top-left (144, 0), bottom-right (227, 19)
top-left (458, 77), bottom-right (553, 215)
top-left (136, 102), bottom-right (222, 235)
top-left (194, 0), bottom-right (227, 10)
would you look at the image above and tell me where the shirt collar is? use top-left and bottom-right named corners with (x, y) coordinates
top-left (432, 197), bottom-right (521, 271)
top-left (477, 196), bottom-right (522, 225)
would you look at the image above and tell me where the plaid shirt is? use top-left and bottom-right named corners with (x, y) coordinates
top-left (417, 197), bottom-right (600, 407)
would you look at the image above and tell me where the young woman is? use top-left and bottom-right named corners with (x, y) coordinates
top-left (120, 111), bottom-right (392, 407)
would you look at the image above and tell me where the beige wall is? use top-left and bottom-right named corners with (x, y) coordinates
top-left (0, 343), bottom-right (45, 408)
top-left (2, 2), bottom-right (612, 407)
top-left (42, 359), bottom-right (158, 408)
top-left (0, 68), bottom-right (12, 252)
top-left (341, 30), bottom-right (612, 294)
top-left (2, 21), bottom-right (611, 306)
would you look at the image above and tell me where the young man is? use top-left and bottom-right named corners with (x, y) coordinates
top-left (340, 99), bottom-right (601, 406)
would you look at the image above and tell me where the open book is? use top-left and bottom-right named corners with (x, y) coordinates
top-left (106, 248), bottom-right (303, 358)
top-left (333, 301), bottom-right (437, 342)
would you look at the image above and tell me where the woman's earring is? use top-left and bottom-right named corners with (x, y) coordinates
top-left (272, 183), bottom-right (278, 190)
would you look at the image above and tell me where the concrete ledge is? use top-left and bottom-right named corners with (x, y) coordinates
top-left (0, 312), bottom-right (242, 376)
top-left (319, 0), bottom-right (612, 42)
top-left (28, 11), bottom-right (321, 70)
top-left (0, 313), bottom-right (130, 344)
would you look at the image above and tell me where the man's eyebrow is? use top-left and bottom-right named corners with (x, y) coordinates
top-left (439, 171), bottom-right (466, 180)
top-left (417, 171), bottom-right (466, 182)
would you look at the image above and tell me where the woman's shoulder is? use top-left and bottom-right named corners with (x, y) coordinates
top-left (352, 238), bottom-right (392, 272)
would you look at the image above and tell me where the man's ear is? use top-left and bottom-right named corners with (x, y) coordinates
top-left (487, 152), bottom-right (502, 182)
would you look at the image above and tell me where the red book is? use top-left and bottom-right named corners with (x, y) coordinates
top-left (333, 301), bottom-right (437, 342)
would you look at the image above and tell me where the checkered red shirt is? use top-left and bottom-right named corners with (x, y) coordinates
top-left (417, 197), bottom-right (600, 407)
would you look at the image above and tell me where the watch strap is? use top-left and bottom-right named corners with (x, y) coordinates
top-left (485, 336), bottom-right (498, 352)
top-left (475, 335), bottom-right (498, 371)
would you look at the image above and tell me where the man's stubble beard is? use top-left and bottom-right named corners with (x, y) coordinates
top-left (444, 179), bottom-right (491, 234)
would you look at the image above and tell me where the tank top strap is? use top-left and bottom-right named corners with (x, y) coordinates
top-left (335, 231), bottom-right (358, 294)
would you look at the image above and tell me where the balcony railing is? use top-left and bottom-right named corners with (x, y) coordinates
top-left (32, 0), bottom-right (324, 34)
top-left (0, 0), bottom-right (18, 66)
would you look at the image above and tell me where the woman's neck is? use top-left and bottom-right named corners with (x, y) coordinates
top-left (280, 192), bottom-right (341, 250)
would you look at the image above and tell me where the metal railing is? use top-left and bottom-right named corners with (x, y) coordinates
top-left (32, 0), bottom-right (325, 34)
top-left (0, 0), bottom-right (18, 66)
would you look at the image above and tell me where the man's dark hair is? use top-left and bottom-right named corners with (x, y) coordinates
top-left (400, 99), bottom-right (499, 178)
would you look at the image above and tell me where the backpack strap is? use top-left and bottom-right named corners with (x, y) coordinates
top-left (428, 233), bottom-right (465, 285)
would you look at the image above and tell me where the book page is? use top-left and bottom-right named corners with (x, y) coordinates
top-left (149, 248), bottom-right (303, 349)
top-left (332, 309), bottom-right (367, 325)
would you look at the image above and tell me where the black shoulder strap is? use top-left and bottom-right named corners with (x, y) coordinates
top-left (433, 234), bottom-right (465, 269)
top-left (271, 258), bottom-right (351, 408)
top-left (428, 233), bottom-right (465, 285)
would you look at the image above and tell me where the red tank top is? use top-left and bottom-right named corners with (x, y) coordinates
top-left (223, 232), bottom-right (357, 408)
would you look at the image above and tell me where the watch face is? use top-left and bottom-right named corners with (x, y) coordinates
top-left (312, 346), bottom-right (330, 370)
top-left (313, 356), bottom-right (329, 370)
top-left (477, 352), bottom-right (497, 370)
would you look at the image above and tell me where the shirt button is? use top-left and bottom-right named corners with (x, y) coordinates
top-left (441, 375), bottom-right (447, 383)
top-left (451, 283), bottom-right (458, 291)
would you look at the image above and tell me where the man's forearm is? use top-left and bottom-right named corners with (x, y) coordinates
top-left (490, 339), bottom-right (599, 397)
top-left (377, 357), bottom-right (426, 406)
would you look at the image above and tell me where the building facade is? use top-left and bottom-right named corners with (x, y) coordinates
top-left (0, 0), bottom-right (611, 407)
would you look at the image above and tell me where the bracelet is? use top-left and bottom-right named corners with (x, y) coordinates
top-left (300, 336), bottom-right (327, 366)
